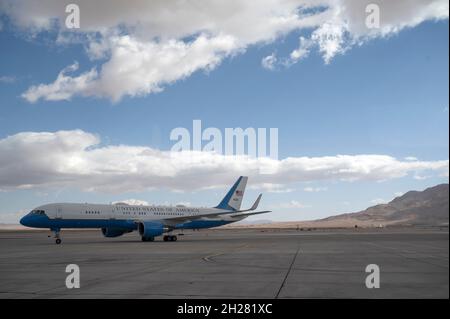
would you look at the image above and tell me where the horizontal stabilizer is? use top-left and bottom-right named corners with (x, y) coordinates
top-left (230, 210), bottom-right (271, 218)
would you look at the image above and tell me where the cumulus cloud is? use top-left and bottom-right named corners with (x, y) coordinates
top-left (0, 130), bottom-right (448, 193)
top-left (23, 34), bottom-right (237, 102)
top-left (268, 0), bottom-right (449, 69)
top-left (1, 0), bottom-right (446, 101)
top-left (22, 62), bottom-right (97, 102)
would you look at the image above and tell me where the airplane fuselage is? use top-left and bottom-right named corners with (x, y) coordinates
top-left (21, 202), bottom-right (244, 231)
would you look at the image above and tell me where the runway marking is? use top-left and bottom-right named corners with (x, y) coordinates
top-left (275, 245), bottom-right (300, 299)
top-left (202, 244), bottom-right (249, 263)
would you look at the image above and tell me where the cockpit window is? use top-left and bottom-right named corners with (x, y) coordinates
top-left (31, 210), bottom-right (45, 215)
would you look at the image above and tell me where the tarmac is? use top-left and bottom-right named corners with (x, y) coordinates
top-left (0, 228), bottom-right (448, 298)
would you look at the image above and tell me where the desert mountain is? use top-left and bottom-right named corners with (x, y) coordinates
top-left (321, 184), bottom-right (449, 226)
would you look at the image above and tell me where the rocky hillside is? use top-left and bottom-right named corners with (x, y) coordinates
top-left (321, 184), bottom-right (449, 226)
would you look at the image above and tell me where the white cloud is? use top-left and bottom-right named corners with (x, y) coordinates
top-left (1, 0), bottom-right (446, 102)
top-left (0, 75), bottom-right (16, 84)
top-left (289, 36), bottom-right (313, 63)
top-left (250, 183), bottom-right (295, 193)
top-left (22, 62), bottom-right (97, 102)
top-left (272, 200), bottom-right (309, 209)
top-left (303, 186), bottom-right (328, 192)
top-left (370, 198), bottom-right (387, 205)
top-left (413, 174), bottom-right (431, 180)
top-left (261, 53), bottom-right (278, 70)
top-left (394, 192), bottom-right (404, 197)
top-left (279, 0), bottom-right (449, 68)
top-left (404, 156), bottom-right (418, 161)
top-left (0, 130), bottom-right (448, 193)
top-left (23, 34), bottom-right (238, 102)
top-left (311, 14), bottom-right (349, 64)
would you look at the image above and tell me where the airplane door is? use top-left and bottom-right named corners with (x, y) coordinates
top-left (110, 206), bottom-right (116, 220)
top-left (56, 206), bottom-right (62, 219)
top-left (107, 206), bottom-right (117, 228)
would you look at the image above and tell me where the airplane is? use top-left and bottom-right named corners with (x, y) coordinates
top-left (20, 176), bottom-right (270, 244)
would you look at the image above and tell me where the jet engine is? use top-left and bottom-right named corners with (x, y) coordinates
top-left (101, 227), bottom-right (129, 238)
top-left (138, 221), bottom-right (169, 238)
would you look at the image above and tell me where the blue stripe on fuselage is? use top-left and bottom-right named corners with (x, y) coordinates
top-left (20, 213), bottom-right (233, 231)
top-left (20, 213), bottom-right (137, 230)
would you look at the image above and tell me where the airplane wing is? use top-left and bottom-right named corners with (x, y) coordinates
top-left (159, 194), bottom-right (268, 226)
top-left (159, 209), bottom-right (235, 226)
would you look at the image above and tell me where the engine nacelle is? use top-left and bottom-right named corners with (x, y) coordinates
top-left (138, 221), bottom-right (167, 238)
top-left (101, 227), bottom-right (128, 238)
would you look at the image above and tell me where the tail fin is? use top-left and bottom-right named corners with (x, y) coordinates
top-left (215, 176), bottom-right (248, 211)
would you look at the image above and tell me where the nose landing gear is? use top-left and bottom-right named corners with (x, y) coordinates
top-left (163, 235), bottom-right (177, 242)
top-left (50, 229), bottom-right (62, 244)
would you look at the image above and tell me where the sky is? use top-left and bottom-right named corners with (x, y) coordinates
top-left (0, 0), bottom-right (448, 223)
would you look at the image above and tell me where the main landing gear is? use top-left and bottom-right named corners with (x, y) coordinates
top-left (140, 234), bottom-right (178, 242)
top-left (163, 235), bottom-right (177, 242)
top-left (48, 229), bottom-right (62, 244)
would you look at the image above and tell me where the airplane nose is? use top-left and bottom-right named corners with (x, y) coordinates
top-left (20, 215), bottom-right (30, 227)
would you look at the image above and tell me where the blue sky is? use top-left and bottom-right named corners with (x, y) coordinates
top-left (0, 1), bottom-right (448, 223)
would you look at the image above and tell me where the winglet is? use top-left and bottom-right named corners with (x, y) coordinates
top-left (249, 194), bottom-right (262, 211)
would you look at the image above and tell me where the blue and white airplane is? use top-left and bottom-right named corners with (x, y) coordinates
top-left (20, 176), bottom-right (270, 244)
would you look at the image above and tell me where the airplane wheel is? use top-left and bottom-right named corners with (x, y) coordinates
top-left (164, 235), bottom-right (177, 242)
top-left (55, 238), bottom-right (62, 244)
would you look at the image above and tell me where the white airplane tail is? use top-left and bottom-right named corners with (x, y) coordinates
top-left (215, 176), bottom-right (248, 211)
